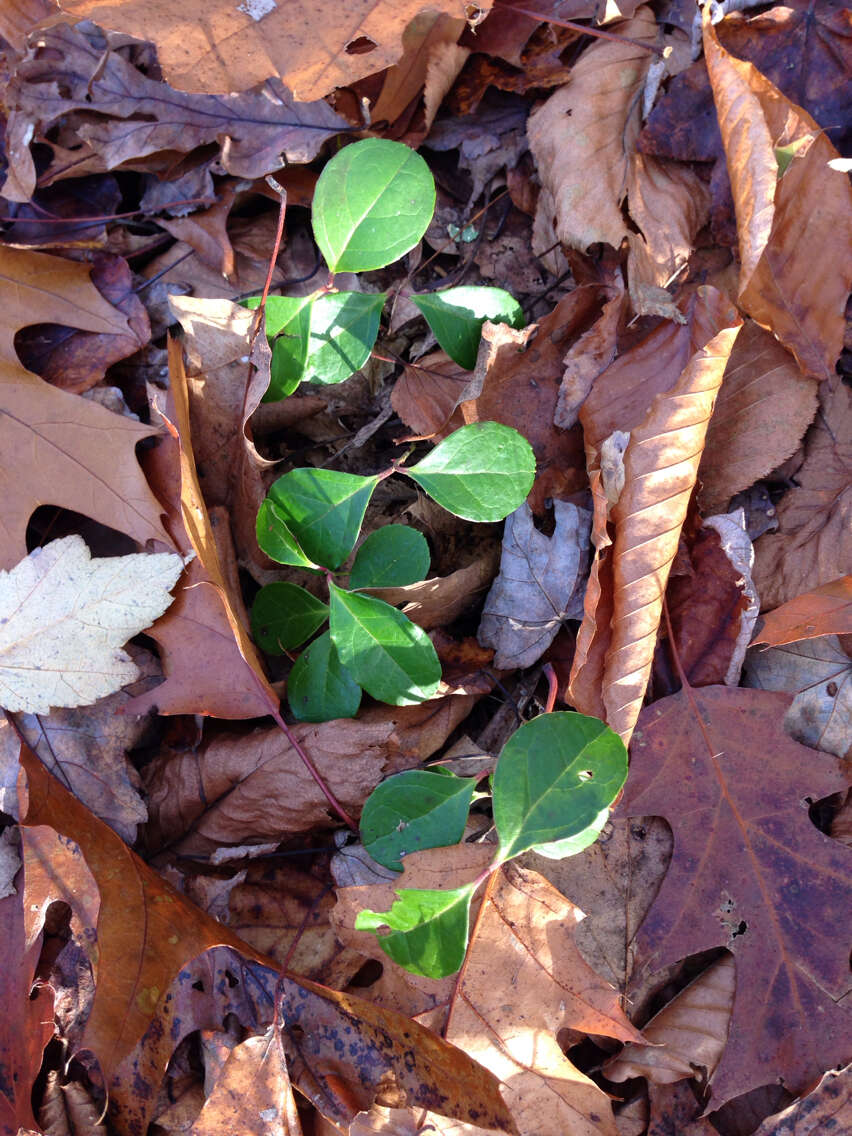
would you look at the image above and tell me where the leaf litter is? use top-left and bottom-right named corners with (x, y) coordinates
top-left (0, 1), bottom-right (851, 1134)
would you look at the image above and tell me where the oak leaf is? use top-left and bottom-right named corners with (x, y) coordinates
top-left (752, 576), bottom-right (852, 647)
top-left (0, 536), bottom-right (183, 715)
top-left (623, 686), bottom-right (852, 1106)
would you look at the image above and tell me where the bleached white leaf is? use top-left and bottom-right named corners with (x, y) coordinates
top-left (478, 501), bottom-right (592, 669)
top-left (0, 536), bottom-right (184, 714)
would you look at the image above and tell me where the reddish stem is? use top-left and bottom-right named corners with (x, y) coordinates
top-left (542, 662), bottom-right (558, 713)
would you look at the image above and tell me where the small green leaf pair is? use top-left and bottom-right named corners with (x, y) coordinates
top-left (251, 422), bottom-right (535, 721)
top-left (355, 712), bottom-right (628, 978)
top-left (246, 139), bottom-right (524, 399)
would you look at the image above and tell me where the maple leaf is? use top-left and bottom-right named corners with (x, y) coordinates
top-left (622, 686), bottom-right (852, 1106)
top-left (0, 536), bottom-right (183, 715)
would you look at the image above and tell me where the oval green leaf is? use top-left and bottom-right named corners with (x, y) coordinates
top-left (250, 582), bottom-right (329, 654)
top-left (350, 526), bottom-right (430, 590)
top-left (303, 291), bottom-right (385, 386)
top-left (265, 469), bottom-right (378, 570)
top-left (412, 286), bottom-right (524, 370)
top-left (256, 498), bottom-right (317, 569)
top-left (403, 422), bottom-right (535, 522)
top-left (492, 712), bottom-right (627, 863)
top-left (355, 883), bottom-right (475, 978)
top-left (328, 583), bottom-right (441, 705)
top-left (287, 630), bottom-right (362, 722)
top-left (360, 769), bottom-right (477, 871)
top-left (312, 139), bottom-right (435, 273)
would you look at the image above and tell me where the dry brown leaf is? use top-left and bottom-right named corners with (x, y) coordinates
top-left (364, 551), bottom-right (500, 632)
top-left (752, 376), bottom-right (851, 609)
top-left (752, 1063), bottom-right (852, 1135)
top-left (753, 576), bottom-right (852, 647)
top-left (703, 16), bottom-right (852, 380)
top-left (626, 155), bottom-right (711, 320)
top-left (371, 11), bottom-right (466, 127)
top-left (0, 0), bottom-right (52, 50)
top-left (605, 954), bottom-right (735, 1084)
top-left (51, 0), bottom-right (491, 99)
top-left (391, 349), bottom-right (475, 438)
top-left (3, 23), bottom-right (349, 197)
top-left (125, 340), bottom-right (276, 718)
top-left (335, 853), bottom-right (644, 1136)
top-left (144, 697), bottom-right (478, 854)
top-left (646, 1082), bottom-right (717, 1136)
top-left (555, 287), bottom-right (624, 430)
top-left (697, 320), bottom-right (817, 513)
top-left (39, 1072), bottom-right (107, 1136)
top-left (527, 7), bottom-right (657, 250)
top-left (574, 287), bottom-right (742, 743)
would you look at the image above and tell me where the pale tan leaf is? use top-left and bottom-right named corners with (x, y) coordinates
top-left (0, 536), bottom-right (183, 715)
top-left (605, 954), bottom-right (735, 1084)
top-left (51, 0), bottom-right (491, 99)
top-left (703, 16), bottom-right (852, 379)
top-left (528, 7), bottom-right (656, 250)
top-left (371, 11), bottom-right (466, 129)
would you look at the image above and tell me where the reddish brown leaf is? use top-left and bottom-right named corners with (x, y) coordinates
top-left (753, 576), bottom-right (852, 647)
top-left (391, 349), bottom-right (475, 438)
top-left (752, 1063), bottom-right (852, 1135)
top-left (623, 686), bottom-right (852, 1106)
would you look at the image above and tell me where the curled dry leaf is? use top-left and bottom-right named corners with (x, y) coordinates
top-left (752, 377), bottom-right (851, 609)
top-left (50, 0), bottom-right (489, 99)
top-left (391, 349), bottom-right (474, 438)
top-left (624, 687), bottom-right (852, 1107)
top-left (697, 320), bottom-right (817, 514)
top-left (604, 953), bottom-right (735, 1084)
top-left (478, 501), bottom-right (591, 669)
top-left (144, 697), bottom-right (479, 854)
top-left (703, 15), bottom-right (852, 380)
top-left (752, 576), bottom-right (852, 647)
top-left (364, 549), bottom-right (500, 632)
top-left (751, 1063), bottom-right (852, 1136)
top-left (527, 6), bottom-right (656, 250)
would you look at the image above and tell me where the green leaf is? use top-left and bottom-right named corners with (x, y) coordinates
top-left (350, 526), bottom-right (430, 589)
top-left (303, 291), bottom-right (385, 386)
top-left (530, 804), bottom-right (612, 860)
top-left (412, 286), bottom-right (524, 370)
top-left (354, 882), bottom-right (475, 978)
top-left (265, 469), bottom-right (378, 570)
top-left (312, 139), bottom-right (435, 274)
top-left (329, 583), bottom-right (441, 705)
top-left (360, 770), bottom-right (477, 871)
top-left (287, 630), bottom-right (362, 722)
top-left (403, 422), bottom-right (535, 522)
top-left (250, 582), bottom-right (329, 654)
top-left (256, 499), bottom-right (317, 569)
top-left (492, 712), bottom-right (627, 863)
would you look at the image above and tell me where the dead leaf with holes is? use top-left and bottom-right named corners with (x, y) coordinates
top-left (752, 576), bottom-right (852, 647)
top-left (752, 1063), bottom-right (852, 1135)
top-left (623, 686), bottom-right (852, 1107)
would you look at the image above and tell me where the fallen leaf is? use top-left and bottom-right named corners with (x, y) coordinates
top-left (50, 0), bottom-right (492, 99)
top-left (3, 23), bottom-right (349, 196)
top-left (752, 377), bottom-right (851, 609)
top-left (605, 953), bottom-right (735, 1083)
top-left (335, 852), bottom-right (644, 1136)
top-left (143, 697), bottom-right (479, 854)
top-left (371, 11), bottom-right (466, 128)
top-left (751, 1063), bottom-right (852, 1135)
top-left (527, 7), bottom-right (656, 250)
top-left (18, 749), bottom-right (516, 1136)
top-left (364, 550), bottom-right (500, 631)
top-left (743, 636), bottom-right (851, 759)
top-left (125, 339), bottom-right (277, 718)
top-left (696, 320), bottom-right (818, 514)
top-left (478, 501), bottom-right (591, 669)
top-left (555, 288), bottom-right (624, 430)
top-left (0, 536), bottom-right (183, 714)
top-left (0, 0), bottom-right (52, 51)
top-left (645, 1082), bottom-right (718, 1136)
top-left (703, 15), bottom-right (852, 379)
top-left (624, 686), bottom-right (852, 1106)
top-left (391, 349), bottom-right (476, 438)
top-left (752, 576), bottom-right (852, 647)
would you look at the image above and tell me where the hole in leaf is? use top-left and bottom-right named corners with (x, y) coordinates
top-left (191, 979), bottom-right (204, 992)
top-left (344, 35), bottom-right (377, 55)
top-left (224, 969), bottom-right (239, 988)
top-left (732, 920), bottom-right (748, 938)
top-left (827, 681), bottom-right (838, 697)
top-left (578, 770), bottom-right (594, 781)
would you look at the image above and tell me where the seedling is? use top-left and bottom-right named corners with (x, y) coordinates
top-left (355, 712), bottom-right (628, 978)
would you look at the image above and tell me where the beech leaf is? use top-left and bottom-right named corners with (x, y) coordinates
top-left (0, 536), bottom-right (183, 715)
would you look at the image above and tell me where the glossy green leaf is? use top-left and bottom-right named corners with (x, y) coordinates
top-left (492, 712), bottom-right (627, 863)
top-left (350, 526), bottom-right (430, 589)
top-left (328, 583), bottom-right (441, 705)
top-left (250, 582), bottom-right (328, 654)
top-left (412, 286), bottom-right (524, 370)
top-left (354, 882), bottom-right (475, 978)
top-left (287, 630), bottom-right (362, 722)
top-left (403, 422), bottom-right (535, 522)
top-left (530, 804), bottom-right (612, 860)
top-left (312, 139), bottom-right (435, 273)
top-left (360, 769), bottom-right (477, 871)
top-left (303, 291), bottom-right (385, 386)
top-left (256, 499), bottom-right (317, 569)
top-left (265, 469), bottom-right (378, 570)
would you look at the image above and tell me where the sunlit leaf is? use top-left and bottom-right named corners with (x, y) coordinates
top-left (412, 286), bottom-right (524, 369)
top-left (355, 882), bottom-right (476, 978)
top-left (350, 526), bottom-right (430, 589)
top-left (303, 291), bottom-right (385, 386)
top-left (264, 469), bottom-right (378, 569)
top-left (360, 769), bottom-right (477, 870)
top-left (256, 498), bottom-right (318, 569)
